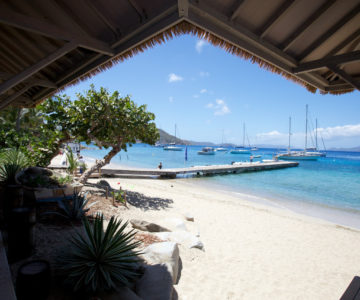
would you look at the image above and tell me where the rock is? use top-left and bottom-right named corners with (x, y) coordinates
top-left (96, 180), bottom-right (111, 187)
top-left (130, 219), bottom-right (170, 233)
top-left (97, 287), bottom-right (141, 300)
top-left (142, 242), bottom-right (180, 284)
top-left (161, 218), bottom-right (187, 232)
top-left (184, 212), bottom-right (194, 222)
top-left (135, 265), bottom-right (173, 300)
top-left (155, 231), bottom-right (204, 251)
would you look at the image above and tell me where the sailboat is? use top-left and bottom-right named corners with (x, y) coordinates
top-left (163, 124), bottom-right (183, 151)
top-left (216, 130), bottom-right (228, 151)
top-left (305, 118), bottom-right (326, 157)
top-left (277, 106), bottom-right (320, 161)
top-left (230, 123), bottom-right (251, 154)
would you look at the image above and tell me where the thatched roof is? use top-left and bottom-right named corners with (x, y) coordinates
top-left (0, 0), bottom-right (359, 109)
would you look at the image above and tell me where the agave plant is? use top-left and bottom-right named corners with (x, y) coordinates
top-left (46, 192), bottom-right (94, 221)
top-left (0, 148), bottom-right (29, 185)
top-left (57, 214), bottom-right (142, 293)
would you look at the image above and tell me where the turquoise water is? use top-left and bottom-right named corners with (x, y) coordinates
top-left (81, 144), bottom-right (360, 219)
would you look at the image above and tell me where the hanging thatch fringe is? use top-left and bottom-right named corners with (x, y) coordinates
top-left (48, 20), bottom-right (353, 100)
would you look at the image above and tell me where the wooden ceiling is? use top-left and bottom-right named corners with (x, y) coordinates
top-left (0, 0), bottom-right (359, 109)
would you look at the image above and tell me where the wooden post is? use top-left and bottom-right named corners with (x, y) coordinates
top-left (112, 192), bottom-right (115, 206)
top-left (124, 191), bottom-right (127, 208)
top-left (105, 186), bottom-right (108, 199)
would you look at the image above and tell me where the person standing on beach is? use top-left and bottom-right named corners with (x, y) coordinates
top-left (158, 162), bottom-right (163, 169)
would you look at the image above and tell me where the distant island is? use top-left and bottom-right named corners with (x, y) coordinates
top-left (157, 129), bottom-right (360, 151)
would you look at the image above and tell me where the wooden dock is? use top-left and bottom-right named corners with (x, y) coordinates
top-left (54, 161), bottom-right (298, 179)
top-left (49, 161), bottom-right (298, 179)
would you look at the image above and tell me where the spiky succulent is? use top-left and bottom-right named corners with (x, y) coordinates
top-left (0, 148), bottom-right (29, 185)
top-left (57, 214), bottom-right (142, 293)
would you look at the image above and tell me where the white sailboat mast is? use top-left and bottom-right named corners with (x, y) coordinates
top-left (305, 104), bottom-right (308, 151)
top-left (315, 118), bottom-right (318, 150)
top-left (243, 123), bottom-right (245, 147)
top-left (288, 117), bottom-right (291, 153)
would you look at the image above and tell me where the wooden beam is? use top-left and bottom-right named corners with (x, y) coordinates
top-left (0, 42), bottom-right (76, 96)
top-left (0, 72), bottom-right (56, 88)
top-left (260, 0), bottom-right (296, 39)
top-left (187, 2), bottom-right (328, 90)
top-left (178, 0), bottom-right (189, 18)
top-left (0, 85), bottom-right (32, 110)
top-left (298, 4), bottom-right (360, 61)
top-left (128, 0), bottom-right (147, 22)
top-left (30, 5), bottom-right (180, 103)
top-left (229, 0), bottom-right (246, 21)
top-left (327, 65), bottom-right (360, 91)
top-left (326, 28), bottom-right (360, 57)
top-left (294, 51), bottom-right (360, 74)
top-left (0, 7), bottom-right (114, 56)
top-left (282, 0), bottom-right (336, 52)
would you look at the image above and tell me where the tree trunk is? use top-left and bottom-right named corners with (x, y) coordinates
top-left (78, 145), bottom-right (120, 184)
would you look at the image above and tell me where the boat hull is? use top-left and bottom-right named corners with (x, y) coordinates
top-left (277, 155), bottom-right (320, 161)
top-left (198, 151), bottom-right (215, 155)
top-left (230, 150), bottom-right (251, 154)
top-left (163, 146), bottom-right (183, 151)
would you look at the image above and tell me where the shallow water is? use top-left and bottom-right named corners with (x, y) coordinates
top-left (81, 143), bottom-right (360, 227)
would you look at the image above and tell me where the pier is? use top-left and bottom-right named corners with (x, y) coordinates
top-left (50, 161), bottom-right (299, 179)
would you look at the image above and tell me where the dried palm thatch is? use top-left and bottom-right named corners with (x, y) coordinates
top-left (46, 20), bottom-right (353, 101)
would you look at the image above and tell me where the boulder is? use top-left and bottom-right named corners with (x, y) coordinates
top-left (155, 231), bottom-right (204, 251)
top-left (184, 212), bottom-right (194, 222)
top-left (161, 218), bottom-right (187, 232)
top-left (135, 265), bottom-right (173, 300)
top-left (130, 219), bottom-right (170, 233)
top-left (142, 242), bottom-right (179, 284)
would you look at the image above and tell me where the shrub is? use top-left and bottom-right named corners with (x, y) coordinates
top-left (0, 148), bottom-right (29, 185)
top-left (57, 214), bottom-right (142, 293)
top-left (55, 192), bottom-right (91, 221)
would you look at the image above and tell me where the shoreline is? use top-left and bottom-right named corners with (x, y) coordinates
top-left (87, 176), bottom-right (360, 299)
top-left (51, 154), bottom-right (360, 230)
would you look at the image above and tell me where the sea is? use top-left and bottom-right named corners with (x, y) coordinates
top-left (80, 144), bottom-right (360, 229)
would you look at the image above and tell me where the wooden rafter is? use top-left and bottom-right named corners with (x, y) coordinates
top-left (0, 42), bottom-right (76, 95)
top-left (326, 28), bottom-right (360, 57)
top-left (294, 51), bottom-right (360, 74)
top-left (0, 7), bottom-right (114, 56)
top-left (327, 65), bottom-right (360, 91)
top-left (298, 4), bottom-right (360, 61)
top-left (178, 0), bottom-right (189, 18)
top-left (259, 0), bottom-right (296, 39)
top-left (282, 0), bottom-right (336, 52)
top-left (128, 0), bottom-right (147, 22)
top-left (0, 72), bottom-right (56, 88)
top-left (0, 85), bottom-right (33, 110)
top-left (229, 0), bottom-right (246, 21)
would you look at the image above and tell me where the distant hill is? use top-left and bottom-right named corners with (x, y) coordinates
top-left (157, 129), bottom-right (215, 146)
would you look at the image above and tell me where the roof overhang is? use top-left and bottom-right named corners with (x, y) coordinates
top-left (0, 0), bottom-right (359, 109)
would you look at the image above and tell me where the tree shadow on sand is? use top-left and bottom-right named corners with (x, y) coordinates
top-left (84, 181), bottom-right (174, 211)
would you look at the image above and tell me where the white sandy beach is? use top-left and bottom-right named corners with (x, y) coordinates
top-left (86, 176), bottom-right (360, 300)
top-left (50, 154), bottom-right (360, 299)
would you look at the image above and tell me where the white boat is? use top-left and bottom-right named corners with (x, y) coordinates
top-left (215, 147), bottom-right (227, 152)
top-left (230, 123), bottom-right (251, 154)
top-left (198, 147), bottom-right (215, 155)
top-left (277, 107), bottom-right (320, 161)
top-left (251, 147), bottom-right (258, 151)
top-left (230, 147), bottom-right (251, 154)
top-left (163, 124), bottom-right (183, 151)
top-left (216, 130), bottom-right (228, 151)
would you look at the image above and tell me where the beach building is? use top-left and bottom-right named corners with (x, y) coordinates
top-left (1, 1), bottom-right (360, 299)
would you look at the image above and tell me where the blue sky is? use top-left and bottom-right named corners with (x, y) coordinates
top-left (63, 35), bottom-right (360, 148)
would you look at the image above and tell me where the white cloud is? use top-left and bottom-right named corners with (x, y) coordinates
top-left (199, 71), bottom-right (210, 77)
top-left (318, 124), bottom-right (360, 139)
top-left (169, 96), bottom-right (174, 102)
top-left (168, 73), bottom-right (183, 82)
top-left (206, 103), bottom-right (214, 108)
top-left (206, 99), bottom-right (231, 116)
top-left (195, 39), bottom-right (208, 53)
top-left (200, 88), bottom-right (207, 94)
top-left (193, 94), bottom-right (199, 98)
top-left (256, 123), bottom-right (360, 147)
